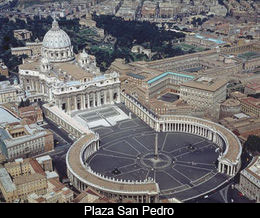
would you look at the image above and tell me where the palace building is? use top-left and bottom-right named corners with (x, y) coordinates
top-left (110, 41), bottom-right (260, 119)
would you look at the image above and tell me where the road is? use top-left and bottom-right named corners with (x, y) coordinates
top-left (41, 118), bottom-right (74, 180)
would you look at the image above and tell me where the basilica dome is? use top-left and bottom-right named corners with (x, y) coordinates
top-left (41, 19), bottom-right (74, 63)
top-left (43, 20), bottom-right (71, 49)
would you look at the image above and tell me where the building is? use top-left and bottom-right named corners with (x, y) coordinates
top-left (13, 29), bottom-right (32, 41)
top-left (0, 156), bottom-right (73, 203)
top-left (240, 97), bottom-right (260, 117)
top-left (239, 156), bottom-right (260, 202)
top-left (110, 41), bottom-right (259, 119)
top-left (185, 34), bottom-right (227, 49)
top-left (0, 158), bottom-right (47, 202)
top-left (131, 45), bottom-right (153, 59)
top-left (36, 155), bottom-right (53, 172)
top-left (79, 18), bottom-right (96, 28)
top-left (230, 91), bottom-right (247, 100)
top-left (244, 79), bottom-right (260, 95)
top-left (0, 167), bottom-right (17, 202)
top-left (0, 81), bottom-right (19, 104)
top-left (25, 40), bottom-right (43, 57)
top-left (0, 81), bottom-right (24, 105)
top-left (0, 59), bottom-right (8, 77)
top-left (0, 119), bottom-right (54, 160)
top-left (141, 1), bottom-right (157, 19)
top-left (159, 2), bottom-right (178, 18)
top-left (220, 98), bottom-right (241, 119)
top-left (11, 47), bottom-right (32, 56)
top-left (73, 187), bottom-right (116, 203)
top-left (27, 178), bottom-right (74, 203)
top-left (11, 40), bottom-right (43, 57)
top-left (0, 154), bottom-right (6, 164)
top-left (219, 116), bottom-right (260, 143)
top-left (18, 104), bottom-right (43, 124)
top-left (18, 18), bottom-right (121, 111)
top-left (180, 77), bottom-right (227, 111)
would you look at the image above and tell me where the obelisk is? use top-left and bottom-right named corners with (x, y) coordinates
top-left (154, 133), bottom-right (158, 160)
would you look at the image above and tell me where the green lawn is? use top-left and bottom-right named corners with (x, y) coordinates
top-left (238, 52), bottom-right (260, 60)
top-left (173, 43), bottom-right (205, 52)
top-left (91, 44), bottom-right (114, 55)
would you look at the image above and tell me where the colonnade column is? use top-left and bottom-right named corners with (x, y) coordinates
top-left (93, 93), bottom-right (96, 107)
top-left (97, 91), bottom-right (101, 107)
top-left (104, 90), bottom-right (107, 104)
top-left (73, 96), bottom-right (77, 111)
top-left (87, 94), bottom-right (90, 109)
top-left (82, 94), bottom-right (86, 110)
top-left (218, 162), bottom-right (222, 172)
top-left (218, 159), bottom-right (236, 176)
top-left (110, 89), bottom-right (113, 104)
top-left (67, 97), bottom-right (71, 114)
top-left (117, 87), bottom-right (120, 102)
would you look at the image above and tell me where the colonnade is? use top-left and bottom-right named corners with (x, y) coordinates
top-left (161, 122), bottom-right (216, 141)
top-left (121, 92), bottom-right (240, 177)
top-left (218, 161), bottom-right (236, 177)
top-left (82, 140), bottom-right (100, 162)
top-left (67, 169), bottom-right (157, 203)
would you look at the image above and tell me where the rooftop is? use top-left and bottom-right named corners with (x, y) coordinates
top-left (36, 155), bottom-right (52, 164)
top-left (13, 173), bottom-right (45, 185)
top-left (181, 77), bottom-right (227, 92)
top-left (46, 171), bottom-right (59, 180)
top-left (241, 97), bottom-right (260, 108)
top-left (195, 34), bottom-right (226, 44)
top-left (0, 167), bottom-right (16, 193)
top-left (243, 156), bottom-right (260, 183)
top-left (54, 62), bottom-right (93, 80)
top-left (1, 123), bottom-right (49, 148)
top-left (245, 80), bottom-right (260, 92)
top-left (0, 107), bottom-right (20, 124)
top-left (221, 98), bottom-right (241, 107)
top-left (126, 72), bottom-right (146, 80)
top-left (234, 113), bottom-right (250, 119)
top-left (147, 72), bottom-right (194, 85)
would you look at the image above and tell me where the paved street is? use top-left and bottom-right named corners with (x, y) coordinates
top-left (41, 118), bottom-right (74, 180)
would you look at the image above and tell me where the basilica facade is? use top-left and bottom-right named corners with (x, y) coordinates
top-left (18, 19), bottom-right (121, 114)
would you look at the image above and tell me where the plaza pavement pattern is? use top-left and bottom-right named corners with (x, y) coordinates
top-left (86, 110), bottom-right (229, 201)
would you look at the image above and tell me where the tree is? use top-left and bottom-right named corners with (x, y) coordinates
top-left (244, 135), bottom-right (260, 154)
top-left (24, 98), bottom-right (30, 107)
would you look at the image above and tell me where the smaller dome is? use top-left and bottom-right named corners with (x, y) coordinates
top-left (80, 49), bottom-right (89, 59)
top-left (41, 57), bottom-right (49, 65)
